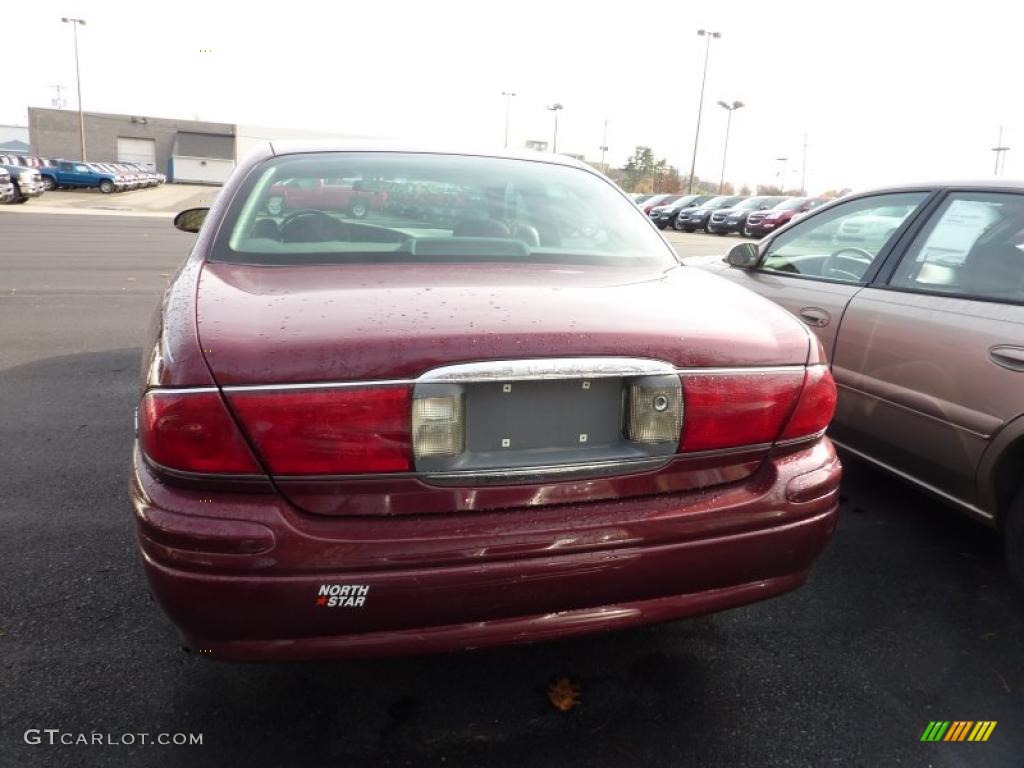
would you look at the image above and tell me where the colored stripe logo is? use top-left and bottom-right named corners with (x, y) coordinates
top-left (920, 721), bottom-right (997, 742)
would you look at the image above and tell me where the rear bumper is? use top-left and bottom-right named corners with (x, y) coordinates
top-left (131, 440), bottom-right (840, 659)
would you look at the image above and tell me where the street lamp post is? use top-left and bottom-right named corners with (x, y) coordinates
top-left (716, 100), bottom-right (744, 193)
top-left (992, 126), bottom-right (1011, 175)
top-left (687, 29), bottom-right (722, 194)
top-left (547, 103), bottom-right (564, 153)
top-left (62, 17), bottom-right (87, 161)
top-left (501, 91), bottom-right (516, 150)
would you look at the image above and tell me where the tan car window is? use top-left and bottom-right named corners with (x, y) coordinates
top-left (890, 193), bottom-right (1024, 301)
top-left (761, 193), bottom-right (928, 283)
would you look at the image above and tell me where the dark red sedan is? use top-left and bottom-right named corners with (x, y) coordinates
top-left (133, 145), bottom-right (840, 660)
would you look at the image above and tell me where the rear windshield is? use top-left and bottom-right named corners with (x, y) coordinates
top-left (213, 152), bottom-right (677, 267)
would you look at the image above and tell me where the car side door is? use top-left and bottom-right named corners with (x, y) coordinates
top-left (55, 161), bottom-right (75, 186)
top-left (715, 191), bottom-right (934, 357)
top-left (828, 190), bottom-right (1024, 514)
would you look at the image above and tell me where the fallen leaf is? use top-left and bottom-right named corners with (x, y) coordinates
top-left (547, 677), bottom-right (581, 712)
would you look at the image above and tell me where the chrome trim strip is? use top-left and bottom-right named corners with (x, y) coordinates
top-left (418, 357), bottom-right (677, 383)
top-left (199, 362), bottom-right (806, 394)
top-left (687, 441), bottom-right (774, 457)
top-left (829, 438), bottom-right (995, 523)
top-left (221, 379), bottom-right (413, 393)
top-left (774, 429), bottom-right (827, 449)
top-left (144, 386), bottom-right (220, 395)
top-left (140, 452), bottom-right (271, 484)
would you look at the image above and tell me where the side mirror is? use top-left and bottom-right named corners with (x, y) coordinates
top-left (174, 207), bottom-right (208, 233)
top-left (725, 242), bottom-right (759, 269)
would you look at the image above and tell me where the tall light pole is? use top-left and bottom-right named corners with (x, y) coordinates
top-left (992, 126), bottom-right (1011, 175)
top-left (62, 17), bottom-right (87, 161)
top-left (501, 91), bottom-right (516, 150)
top-left (716, 100), bottom-right (744, 193)
top-left (547, 103), bottom-right (564, 153)
top-left (687, 29), bottom-right (722, 193)
top-left (599, 118), bottom-right (609, 172)
top-left (776, 156), bottom-right (788, 192)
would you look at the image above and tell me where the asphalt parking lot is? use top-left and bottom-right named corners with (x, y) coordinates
top-left (1, 211), bottom-right (1021, 768)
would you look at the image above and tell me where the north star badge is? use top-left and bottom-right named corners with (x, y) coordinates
top-left (316, 584), bottom-right (369, 608)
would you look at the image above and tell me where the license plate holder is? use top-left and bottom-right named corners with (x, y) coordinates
top-left (466, 378), bottom-right (623, 456)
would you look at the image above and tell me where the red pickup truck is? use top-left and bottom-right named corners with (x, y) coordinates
top-left (265, 178), bottom-right (388, 218)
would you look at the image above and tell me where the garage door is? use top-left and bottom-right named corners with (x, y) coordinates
top-left (117, 137), bottom-right (156, 169)
top-left (170, 156), bottom-right (234, 184)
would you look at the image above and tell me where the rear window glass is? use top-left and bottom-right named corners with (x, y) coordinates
top-left (213, 153), bottom-right (676, 267)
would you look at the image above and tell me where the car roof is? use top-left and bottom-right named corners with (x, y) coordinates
top-left (264, 140), bottom-right (593, 171)
top-left (851, 179), bottom-right (1024, 195)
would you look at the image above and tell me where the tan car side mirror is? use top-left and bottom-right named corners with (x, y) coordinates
top-left (174, 207), bottom-right (209, 233)
top-left (725, 242), bottom-right (759, 269)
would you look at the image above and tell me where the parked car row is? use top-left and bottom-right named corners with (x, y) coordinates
top-left (0, 154), bottom-right (166, 194)
top-left (631, 192), bottom-right (831, 237)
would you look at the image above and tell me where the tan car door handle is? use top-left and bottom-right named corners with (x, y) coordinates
top-left (990, 345), bottom-right (1024, 372)
top-left (799, 307), bottom-right (830, 327)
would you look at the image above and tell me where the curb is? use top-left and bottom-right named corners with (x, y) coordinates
top-left (0, 205), bottom-right (175, 218)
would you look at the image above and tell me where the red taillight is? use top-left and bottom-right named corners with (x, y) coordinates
top-left (780, 365), bottom-right (837, 440)
top-left (680, 371), bottom-right (804, 452)
top-left (139, 391), bottom-right (261, 474)
top-left (226, 386), bottom-right (412, 475)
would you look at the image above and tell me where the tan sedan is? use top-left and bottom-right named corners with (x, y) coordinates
top-left (697, 181), bottom-right (1024, 589)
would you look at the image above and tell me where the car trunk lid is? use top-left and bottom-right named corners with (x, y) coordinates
top-left (195, 260), bottom-right (811, 516)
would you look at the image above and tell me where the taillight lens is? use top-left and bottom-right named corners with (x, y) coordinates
top-left (139, 391), bottom-right (261, 474)
top-left (680, 371), bottom-right (804, 452)
top-left (780, 365), bottom-right (837, 440)
top-left (226, 386), bottom-right (412, 474)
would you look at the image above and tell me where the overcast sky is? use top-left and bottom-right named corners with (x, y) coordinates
top-left (5, 0), bottom-right (1021, 193)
